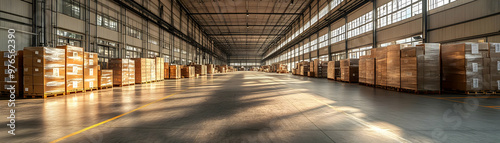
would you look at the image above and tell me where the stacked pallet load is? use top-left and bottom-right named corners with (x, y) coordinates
top-left (164, 63), bottom-right (170, 79)
top-left (57, 45), bottom-right (84, 94)
top-left (400, 43), bottom-right (441, 93)
top-left (340, 59), bottom-right (359, 83)
top-left (442, 43), bottom-right (490, 94)
top-left (387, 44), bottom-right (409, 89)
top-left (98, 69), bottom-right (113, 89)
top-left (109, 59), bottom-right (128, 86)
top-left (359, 56), bottom-right (367, 83)
top-left (194, 65), bottom-right (207, 75)
top-left (277, 64), bottom-right (288, 73)
top-left (308, 62), bottom-right (315, 77)
top-left (0, 51), bottom-right (23, 97)
top-left (155, 57), bottom-right (164, 81)
top-left (23, 47), bottom-right (66, 98)
top-left (488, 43), bottom-right (500, 92)
top-left (218, 65), bottom-right (227, 73)
top-left (182, 66), bottom-right (195, 78)
top-left (376, 47), bottom-right (388, 87)
top-left (128, 59), bottom-right (135, 85)
top-left (207, 64), bottom-right (215, 74)
top-left (146, 58), bottom-right (155, 82)
top-left (84, 52), bottom-right (98, 91)
top-left (133, 58), bottom-right (149, 83)
top-left (327, 61), bottom-right (340, 80)
top-left (319, 61), bottom-right (328, 78)
top-left (169, 65), bottom-right (181, 79)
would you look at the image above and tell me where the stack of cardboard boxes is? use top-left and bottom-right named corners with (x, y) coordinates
top-left (0, 51), bottom-right (23, 97)
top-left (194, 65), bottom-right (207, 76)
top-left (23, 47), bottom-right (66, 97)
top-left (207, 64), bottom-right (215, 74)
top-left (182, 66), bottom-right (195, 78)
top-left (155, 57), bottom-right (164, 81)
top-left (57, 45), bottom-right (84, 94)
top-left (84, 52), bottom-right (98, 90)
top-left (109, 59), bottom-right (129, 86)
top-left (327, 61), bottom-right (340, 80)
top-left (164, 63), bottom-right (170, 79)
top-left (128, 59), bottom-right (135, 85)
top-left (340, 59), bottom-right (359, 82)
top-left (98, 69), bottom-right (113, 89)
top-left (133, 58), bottom-right (149, 83)
top-left (169, 65), bottom-right (181, 79)
top-left (400, 43), bottom-right (441, 92)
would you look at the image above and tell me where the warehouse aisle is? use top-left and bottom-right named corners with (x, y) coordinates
top-left (2, 71), bottom-right (500, 142)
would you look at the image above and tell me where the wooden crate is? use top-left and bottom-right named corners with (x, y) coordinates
top-left (23, 47), bottom-right (66, 96)
top-left (57, 45), bottom-right (84, 94)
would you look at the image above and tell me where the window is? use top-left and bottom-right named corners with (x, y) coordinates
top-left (60, 0), bottom-right (82, 19)
top-left (56, 29), bottom-right (83, 47)
top-left (147, 51), bottom-right (159, 58)
top-left (348, 11), bottom-right (373, 38)
top-left (125, 45), bottom-right (142, 58)
top-left (331, 25), bottom-right (345, 44)
top-left (429, 0), bottom-right (456, 10)
top-left (127, 26), bottom-right (142, 39)
top-left (97, 14), bottom-right (118, 31)
top-left (330, 0), bottom-right (344, 10)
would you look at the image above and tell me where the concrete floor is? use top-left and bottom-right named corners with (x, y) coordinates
top-left (2, 71), bottom-right (500, 143)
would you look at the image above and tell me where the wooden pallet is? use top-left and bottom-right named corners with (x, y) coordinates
top-left (66, 89), bottom-right (85, 95)
top-left (338, 80), bottom-right (357, 83)
top-left (85, 88), bottom-right (98, 92)
top-left (99, 86), bottom-right (113, 90)
top-left (400, 88), bottom-right (441, 94)
top-left (443, 90), bottom-right (496, 95)
top-left (384, 86), bottom-right (401, 91)
top-left (359, 82), bottom-right (376, 87)
top-left (24, 92), bottom-right (65, 98)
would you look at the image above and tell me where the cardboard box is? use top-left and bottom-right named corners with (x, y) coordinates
top-left (182, 66), bottom-right (195, 78)
top-left (128, 59), bottom-right (135, 84)
top-left (194, 65), bottom-right (207, 75)
top-left (0, 51), bottom-right (23, 97)
top-left (109, 59), bottom-right (129, 86)
top-left (327, 61), bottom-right (340, 80)
top-left (155, 57), bottom-right (164, 80)
top-left (132, 58), bottom-right (149, 83)
top-left (164, 63), bottom-right (170, 79)
top-left (207, 64), bottom-right (215, 74)
top-left (169, 65), bottom-right (181, 79)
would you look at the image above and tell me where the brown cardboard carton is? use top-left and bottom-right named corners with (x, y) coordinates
top-left (207, 64), bottom-right (215, 74)
top-left (442, 43), bottom-right (488, 91)
top-left (132, 58), bottom-right (148, 83)
top-left (182, 66), bottom-right (195, 78)
top-left (164, 63), bottom-right (170, 79)
top-left (376, 47), bottom-right (387, 86)
top-left (98, 69), bottom-right (113, 88)
top-left (155, 57), bottom-right (164, 80)
top-left (340, 59), bottom-right (359, 82)
top-left (169, 65), bottom-right (181, 79)
top-left (109, 59), bottom-right (128, 86)
top-left (0, 51), bottom-right (23, 96)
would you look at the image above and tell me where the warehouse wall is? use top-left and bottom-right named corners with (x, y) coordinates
top-left (266, 0), bottom-right (500, 65)
top-left (0, 0), bottom-right (227, 66)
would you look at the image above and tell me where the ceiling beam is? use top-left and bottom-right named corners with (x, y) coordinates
top-left (208, 34), bottom-right (283, 36)
top-left (190, 13), bottom-right (301, 15)
top-left (200, 24), bottom-right (288, 27)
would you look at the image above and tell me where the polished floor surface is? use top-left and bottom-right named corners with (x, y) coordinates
top-left (2, 71), bottom-right (500, 143)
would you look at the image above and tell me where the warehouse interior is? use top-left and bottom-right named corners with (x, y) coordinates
top-left (1, 0), bottom-right (500, 142)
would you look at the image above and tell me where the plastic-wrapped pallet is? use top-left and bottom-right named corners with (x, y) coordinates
top-left (98, 69), bottom-right (113, 88)
top-left (132, 58), bottom-right (149, 83)
top-left (340, 59), bottom-right (359, 82)
top-left (57, 45), bottom-right (84, 94)
top-left (400, 43), bottom-right (441, 92)
top-left (109, 59), bottom-right (128, 86)
top-left (147, 58), bottom-right (155, 82)
top-left (442, 43), bottom-right (489, 92)
top-left (387, 44), bottom-right (409, 88)
top-left (488, 43), bottom-right (500, 91)
top-left (23, 47), bottom-right (66, 97)
top-left (376, 47), bottom-right (388, 86)
top-left (155, 57), bottom-right (164, 80)
top-left (0, 51), bottom-right (23, 97)
top-left (164, 63), bottom-right (170, 79)
top-left (207, 64), bottom-right (215, 74)
top-left (169, 65), bottom-right (181, 79)
top-left (128, 59), bottom-right (135, 85)
top-left (84, 52), bottom-right (98, 90)
top-left (182, 66), bottom-right (195, 78)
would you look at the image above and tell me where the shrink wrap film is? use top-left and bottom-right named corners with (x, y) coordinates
top-left (0, 51), bottom-right (23, 96)
top-left (155, 57), bottom-right (164, 80)
top-left (442, 43), bottom-right (489, 91)
top-left (207, 64), bottom-right (215, 74)
top-left (57, 45), bottom-right (84, 93)
top-left (164, 63), bottom-right (170, 79)
top-left (182, 66), bottom-right (195, 78)
top-left (340, 59), bottom-right (359, 82)
top-left (169, 65), bottom-right (181, 79)
top-left (133, 58), bottom-right (149, 83)
top-left (84, 52), bottom-right (98, 90)
top-left (98, 69), bottom-right (113, 88)
top-left (23, 47), bottom-right (66, 95)
top-left (400, 43), bottom-right (441, 92)
top-left (128, 59), bottom-right (135, 84)
top-left (109, 59), bottom-right (129, 86)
